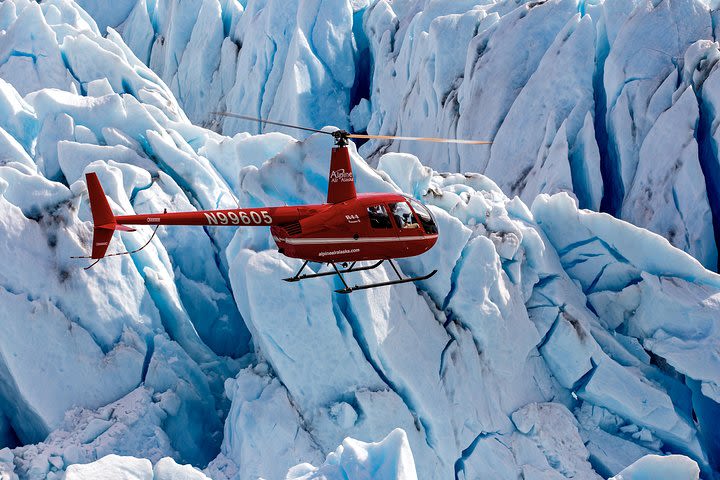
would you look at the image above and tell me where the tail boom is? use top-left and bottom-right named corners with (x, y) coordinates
top-left (115, 206), bottom-right (317, 228)
top-left (83, 172), bottom-right (322, 261)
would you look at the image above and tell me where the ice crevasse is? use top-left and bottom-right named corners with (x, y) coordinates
top-left (0, 0), bottom-right (718, 479)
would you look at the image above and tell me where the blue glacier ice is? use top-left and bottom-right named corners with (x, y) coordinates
top-left (0, 0), bottom-right (719, 479)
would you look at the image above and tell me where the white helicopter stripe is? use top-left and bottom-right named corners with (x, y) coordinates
top-left (274, 235), bottom-right (430, 245)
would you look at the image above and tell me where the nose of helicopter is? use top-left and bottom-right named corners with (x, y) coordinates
top-left (424, 232), bottom-right (439, 252)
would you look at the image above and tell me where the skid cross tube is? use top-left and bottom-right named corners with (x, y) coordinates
top-left (283, 260), bottom-right (383, 282)
top-left (282, 259), bottom-right (437, 293)
top-left (334, 259), bottom-right (437, 294)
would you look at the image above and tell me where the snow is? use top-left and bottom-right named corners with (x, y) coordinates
top-left (65, 454), bottom-right (153, 480)
top-left (55, 429), bottom-right (416, 480)
top-left (154, 458), bottom-right (211, 480)
top-left (10, 387), bottom-right (175, 479)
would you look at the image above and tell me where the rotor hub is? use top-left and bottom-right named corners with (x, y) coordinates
top-left (332, 129), bottom-right (350, 146)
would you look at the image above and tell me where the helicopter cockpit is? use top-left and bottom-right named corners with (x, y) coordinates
top-left (366, 197), bottom-right (437, 235)
top-left (405, 197), bottom-right (438, 234)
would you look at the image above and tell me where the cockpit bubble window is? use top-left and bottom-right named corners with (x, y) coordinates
top-left (389, 202), bottom-right (420, 229)
top-left (367, 204), bottom-right (393, 228)
top-left (407, 197), bottom-right (438, 234)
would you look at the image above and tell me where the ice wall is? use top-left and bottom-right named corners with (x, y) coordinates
top-left (109, 0), bottom-right (720, 270)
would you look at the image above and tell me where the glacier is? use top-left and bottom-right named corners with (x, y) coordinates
top-left (100, 0), bottom-right (720, 272)
top-left (0, 0), bottom-right (719, 479)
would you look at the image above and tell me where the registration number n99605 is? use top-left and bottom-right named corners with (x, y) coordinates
top-left (204, 210), bottom-right (273, 225)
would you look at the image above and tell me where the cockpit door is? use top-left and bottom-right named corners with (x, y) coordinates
top-left (388, 201), bottom-right (424, 255)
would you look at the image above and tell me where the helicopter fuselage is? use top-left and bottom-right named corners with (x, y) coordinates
top-left (114, 192), bottom-right (438, 264)
top-left (81, 140), bottom-right (442, 291)
top-left (271, 193), bottom-right (438, 263)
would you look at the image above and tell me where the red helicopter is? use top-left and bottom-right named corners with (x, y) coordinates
top-left (78, 115), bottom-right (490, 293)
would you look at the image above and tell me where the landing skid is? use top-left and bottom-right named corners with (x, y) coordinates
top-left (283, 259), bottom-right (436, 294)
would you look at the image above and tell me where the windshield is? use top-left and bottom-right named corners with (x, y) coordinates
top-left (407, 198), bottom-right (438, 234)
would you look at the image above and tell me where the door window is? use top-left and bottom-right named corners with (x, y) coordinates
top-left (367, 204), bottom-right (393, 228)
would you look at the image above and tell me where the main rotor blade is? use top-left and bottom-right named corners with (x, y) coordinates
top-left (348, 133), bottom-right (492, 144)
top-left (213, 112), bottom-right (492, 144)
top-left (212, 112), bottom-right (331, 135)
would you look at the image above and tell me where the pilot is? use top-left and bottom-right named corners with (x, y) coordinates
top-left (402, 213), bottom-right (419, 229)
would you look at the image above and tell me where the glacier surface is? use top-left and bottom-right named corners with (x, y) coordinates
top-left (0, 0), bottom-right (719, 479)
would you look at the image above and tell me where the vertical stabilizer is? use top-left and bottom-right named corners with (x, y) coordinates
top-left (85, 172), bottom-right (116, 259)
top-left (327, 145), bottom-right (357, 204)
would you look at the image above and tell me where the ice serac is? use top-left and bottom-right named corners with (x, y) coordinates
top-left (222, 0), bottom-right (356, 136)
top-left (487, 12), bottom-right (596, 204)
top-left (0, 1), bottom-right (80, 97)
top-left (609, 454), bottom-right (700, 480)
top-left (458, 402), bottom-right (601, 480)
top-left (120, 0), bottom-right (356, 131)
top-left (602, 0), bottom-right (711, 213)
top-left (0, 286), bottom-right (145, 444)
top-left (220, 135), bottom-right (623, 479)
top-left (286, 429), bottom-right (418, 480)
top-left (0, 0), bottom-right (253, 472)
top-left (107, 0), bottom-right (720, 270)
top-left (2, 0), bottom-right (251, 359)
top-left (2, 0), bottom-right (720, 478)
top-left (120, 0), bottom-right (243, 124)
top-left (533, 192), bottom-right (720, 474)
top-left (223, 248), bottom-right (444, 477)
top-left (0, 172), bottom-right (161, 444)
top-left (204, 365), bottom-right (325, 480)
top-left (359, 0), bottom-right (492, 171)
top-left (621, 84), bottom-right (716, 269)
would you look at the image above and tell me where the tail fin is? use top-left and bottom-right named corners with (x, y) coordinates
top-left (327, 145), bottom-right (357, 204)
top-left (86, 172), bottom-right (117, 259)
